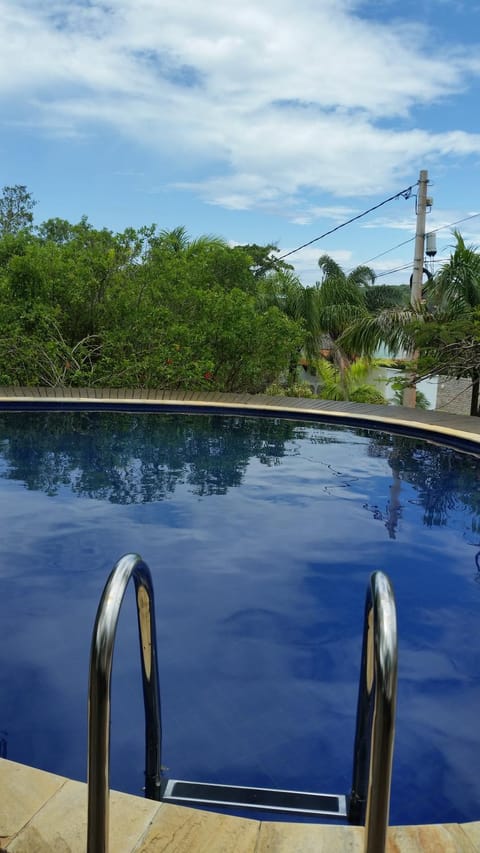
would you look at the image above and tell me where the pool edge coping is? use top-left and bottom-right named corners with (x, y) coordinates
top-left (1, 757), bottom-right (479, 852)
top-left (0, 387), bottom-right (479, 448)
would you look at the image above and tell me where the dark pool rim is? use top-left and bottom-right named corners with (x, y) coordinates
top-left (1, 387), bottom-right (480, 457)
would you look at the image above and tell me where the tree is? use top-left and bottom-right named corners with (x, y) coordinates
top-left (392, 386), bottom-right (430, 409)
top-left (316, 357), bottom-right (387, 404)
top-left (235, 243), bottom-right (294, 278)
top-left (317, 254), bottom-right (376, 289)
top-left (363, 284), bottom-right (410, 313)
top-left (0, 185), bottom-right (37, 235)
top-left (316, 255), bottom-right (373, 370)
top-left (0, 212), bottom-right (310, 394)
top-left (339, 232), bottom-right (480, 415)
top-left (419, 231), bottom-right (480, 415)
top-left (256, 270), bottom-right (322, 381)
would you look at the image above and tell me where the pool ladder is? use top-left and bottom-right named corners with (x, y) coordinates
top-left (87, 554), bottom-right (398, 853)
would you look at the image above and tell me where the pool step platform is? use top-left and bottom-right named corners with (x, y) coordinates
top-left (2, 758), bottom-right (480, 852)
top-left (161, 778), bottom-right (347, 817)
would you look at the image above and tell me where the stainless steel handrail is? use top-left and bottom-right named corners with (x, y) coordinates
top-left (87, 554), bottom-right (162, 853)
top-left (87, 561), bottom-right (396, 852)
top-left (349, 571), bottom-right (398, 853)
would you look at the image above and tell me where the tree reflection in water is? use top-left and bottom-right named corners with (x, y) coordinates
top-left (367, 430), bottom-right (480, 537)
top-left (1, 411), bottom-right (479, 538)
top-left (0, 411), bottom-right (308, 503)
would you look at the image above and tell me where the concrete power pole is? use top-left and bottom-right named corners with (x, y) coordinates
top-left (403, 169), bottom-right (429, 408)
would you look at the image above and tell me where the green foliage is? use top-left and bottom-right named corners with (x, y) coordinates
top-left (392, 388), bottom-right (430, 409)
top-left (317, 254), bottom-right (375, 288)
top-left (0, 185), bottom-right (37, 235)
top-left (340, 232), bottom-right (480, 414)
top-left (414, 311), bottom-right (480, 380)
top-left (315, 255), bottom-right (372, 366)
top-left (0, 203), bottom-right (303, 393)
top-left (316, 357), bottom-right (387, 404)
top-left (430, 230), bottom-right (480, 312)
top-left (363, 284), bottom-right (410, 313)
top-left (235, 243), bottom-right (294, 278)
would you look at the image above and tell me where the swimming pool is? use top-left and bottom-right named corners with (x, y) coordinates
top-left (0, 405), bottom-right (479, 827)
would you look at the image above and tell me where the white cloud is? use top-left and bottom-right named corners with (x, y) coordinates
top-left (2, 0), bottom-right (480, 211)
top-left (293, 206), bottom-right (359, 225)
top-left (362, 208), bottom-right (480, 234)
top-left (277, 246), bottom-right (354, 283)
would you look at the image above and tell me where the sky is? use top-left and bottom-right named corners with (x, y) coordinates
top-left (2, 0), bottom-right (480, 285)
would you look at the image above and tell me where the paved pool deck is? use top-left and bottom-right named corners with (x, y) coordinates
top-left (1, 759), bottom-right (480, 852)
top-left (1, 389), bottom-right (480, 851)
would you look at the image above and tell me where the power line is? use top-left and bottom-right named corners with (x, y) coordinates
top-left (374, 263), bottom-right (413, 279)
top-left (357, 211), bottom-right (480, 268)
top-left (430, 211), bottom-right (480, 235)
top-left (374, 258), bottom-right (450, 279)
top-left (361, 236), bottom-right (415, 266)
top-left (276, 182), bottom-right (418, 261)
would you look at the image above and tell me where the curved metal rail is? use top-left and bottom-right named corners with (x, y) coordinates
top-left (349, 571), bottom-right (398, 853)
top-left (87, 562), bottom-right (396, 853)
top-left (87, 554), bottom-right (162, 853)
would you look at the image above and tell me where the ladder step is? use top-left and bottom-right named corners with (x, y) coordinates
top-left (162, 779), bottom-right (347, 817)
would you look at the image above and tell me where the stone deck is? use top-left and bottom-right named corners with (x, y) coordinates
top-left (1, 759), bottom-right (479, 852)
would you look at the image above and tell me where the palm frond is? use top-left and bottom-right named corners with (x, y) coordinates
top-left (318, 277), bottom-right (367, 308)
top-left (339, 307), bottom-right (417, 356)
top-left (317, 254), bottom-right (345, 283)
top-left (347, 265), bottom-right (376, 288)
top-left (315, 356), bottom-right (386, 403)
top-left (186, 235), bottom-right (229, 256)
top-left (318, 303), bottom-right (368, 340)
top-left (432, 230), bottom-right (480, 310)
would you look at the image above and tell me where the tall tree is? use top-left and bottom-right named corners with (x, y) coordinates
top-left (235, 243), bottom-right (294, 278)
top-left (316, 254), bottom-right (373, 370)
top-left (317, 254), bottom-right (376, 289)
top-left (415, 232), bottom-right (480, 415)
top-left (339, 231), bottom-right (480, 415)
top-left (0, 185), bottom-right (37, 235)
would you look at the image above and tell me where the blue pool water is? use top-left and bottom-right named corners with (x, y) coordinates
top-left (0, 409), bottom-right (479, 826)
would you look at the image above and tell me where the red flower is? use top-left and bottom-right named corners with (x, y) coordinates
top-left (204, 371), bottom-right (213, 380)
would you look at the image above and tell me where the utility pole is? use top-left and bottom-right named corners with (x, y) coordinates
top-left (403, 169), bottom-right (429, 407)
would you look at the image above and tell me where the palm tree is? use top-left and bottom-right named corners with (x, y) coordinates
top-left (315, 255), bottom-right (374, 371)
top-left (317, 254), bottom-right (376, 289)
top-left (261, 255), bottom-right (376, 368)
top-left (419, 231), bottom-right (480, 415)
top-left (316, 357), bottom-right (387, 404)
top-left (433, 231), bottom-right (480, 311)
top-left (262, 255), bottom-right (376, 387)
top-left (339, 231), bottom-right (480, 415)
top-left (257, 270), bottom-right (321, 379)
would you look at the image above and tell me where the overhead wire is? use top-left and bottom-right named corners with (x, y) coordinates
top-left (275, 188), bottom-right (479, 279)
top-left (276, 182), bottom-right (418, 261)
top-left (357, 211), bottom-right (480, 268)
top-left (374, 263), bottom-right (414, 279)
top-left (360, 237), bottom-right (415, 266)
top-left (429, 211), bottom-right (480, 235)
top-left (374, 258), bottom-right (450, 279)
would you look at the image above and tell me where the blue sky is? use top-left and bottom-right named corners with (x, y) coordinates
top-left (2, 0), bottom-right (480, 285)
